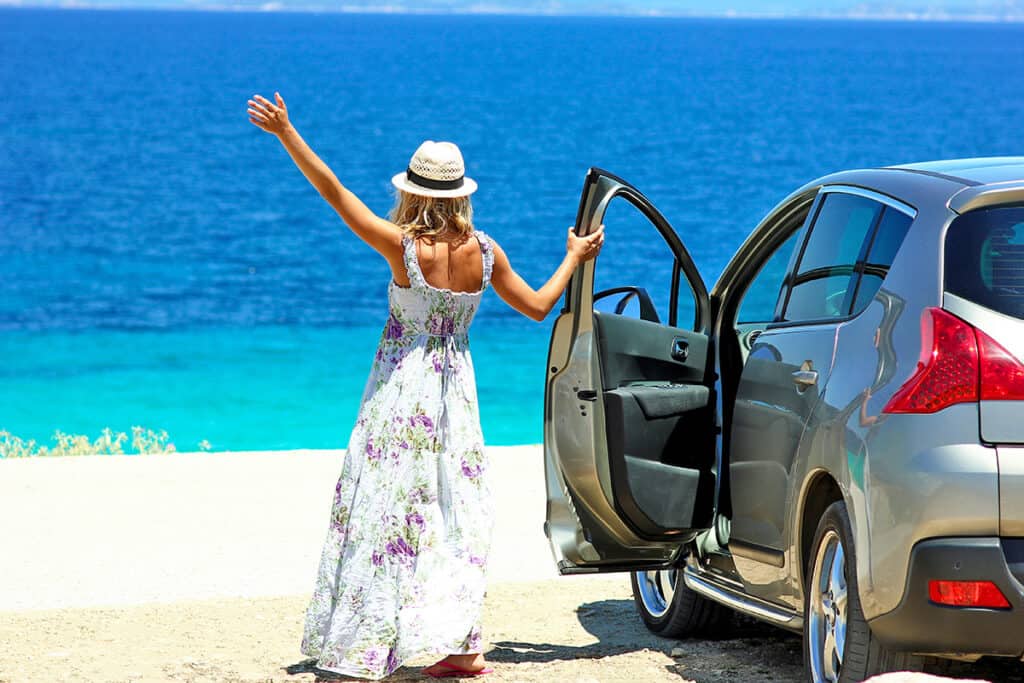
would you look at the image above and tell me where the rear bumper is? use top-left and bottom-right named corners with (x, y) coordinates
top-left (868, 537), bottom-right (1024, 658)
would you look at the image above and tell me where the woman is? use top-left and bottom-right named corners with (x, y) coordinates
top-left (247, 92), bottom-right (604, 680)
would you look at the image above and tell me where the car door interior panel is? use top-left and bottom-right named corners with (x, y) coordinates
top-left (595, 311), bottom-right (716, 538)
top-left (544, 168), bottom-right (716, 571)
top-left (594, 312), bottom-right (707, 387)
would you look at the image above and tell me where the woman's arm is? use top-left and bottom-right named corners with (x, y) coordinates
top-left (491, 226), bottom-right (605, 322)
top-left (247, 92), bottom-right (401, 258)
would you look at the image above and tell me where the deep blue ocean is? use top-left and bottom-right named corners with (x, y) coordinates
top-left (1, 9), bottom-right (1023, 450)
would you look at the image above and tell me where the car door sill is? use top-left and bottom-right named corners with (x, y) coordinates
top-left (683, 565), bottom-right (803, 632)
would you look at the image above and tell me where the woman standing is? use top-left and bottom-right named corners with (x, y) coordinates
top-left (247, 92), bottom-right (603, 680)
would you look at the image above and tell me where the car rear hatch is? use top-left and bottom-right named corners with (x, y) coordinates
top-left (942, 202), bottom-right (1024, 536)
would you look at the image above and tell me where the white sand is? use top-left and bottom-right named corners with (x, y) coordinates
top-left (0, 446), bottom-right (555, 611)
top-left (2, 449), bottom-right (1013, 682)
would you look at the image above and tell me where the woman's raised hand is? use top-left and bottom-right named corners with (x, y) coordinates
top-left (567, 224), bottom-right (605, 263)
top-left (247, 92), bottom-right (291, 135)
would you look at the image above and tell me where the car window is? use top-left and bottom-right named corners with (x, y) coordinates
top-left (737, 229), bottom-right (803, 324)
top-left (848, 208), bottom-right (914, 314)
top-left (945, 206), bottom-right (1024, 319)
top-left (592, 196), bottom-right (697, 329)
top-left (782, 192), bottom-right (883, 323)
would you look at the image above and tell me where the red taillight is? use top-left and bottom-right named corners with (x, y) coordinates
top-left (883, 307), bottom-right (1024, 414)
top-left (883, 308), bottom-right (978, 413)
top-left (977, 328), bottom-right (1024, 400)
top-left (928, 580), bottom-right (1010, 609)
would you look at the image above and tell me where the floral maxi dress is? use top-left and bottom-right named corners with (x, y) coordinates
top-left (300, 232), bottom-right (496, 679)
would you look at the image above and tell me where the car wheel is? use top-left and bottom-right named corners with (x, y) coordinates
top-left (804, 501), bottom-right (924, 682)
top-left (631, 567), bottom-right (731, 637)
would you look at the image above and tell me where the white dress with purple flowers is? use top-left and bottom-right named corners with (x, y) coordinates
top-left (300, 232), bottom-right (496, 680)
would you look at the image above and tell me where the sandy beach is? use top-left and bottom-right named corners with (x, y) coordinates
top-left (1, 447), bottom-right (1019, 682)
top-left (0, 447), bottom-right (557, 612)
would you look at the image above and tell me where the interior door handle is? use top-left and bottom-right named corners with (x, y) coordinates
top-left (791, 370), bottom-right (818, 387)
top-left (671, 338), bottom-right (689, 362)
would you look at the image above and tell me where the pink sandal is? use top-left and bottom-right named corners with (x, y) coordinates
top-left (422, 660), bottom-right (494, 678)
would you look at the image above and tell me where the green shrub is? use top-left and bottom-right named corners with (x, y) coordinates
top-left (0, 428), bottom-right (212, 458)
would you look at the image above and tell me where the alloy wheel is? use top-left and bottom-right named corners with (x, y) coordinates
top-left (636, 569), bottom-right (677, 619)
top-left (808, 529), bottom-right (848, 682)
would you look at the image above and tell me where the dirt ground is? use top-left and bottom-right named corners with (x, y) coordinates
top-left (2, 576), bottom-right (1023, 683)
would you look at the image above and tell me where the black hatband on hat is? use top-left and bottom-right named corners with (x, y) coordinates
top-left (406, 168), bottom-right (465, 191)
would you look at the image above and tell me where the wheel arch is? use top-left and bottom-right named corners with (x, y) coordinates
top-left (797, 470), bottom-right (844, 588)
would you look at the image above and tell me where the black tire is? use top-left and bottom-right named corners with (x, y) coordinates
top-left (803, 501), bottom-right (925, 682)
top-left (630, 568), bottom-right (732, 638)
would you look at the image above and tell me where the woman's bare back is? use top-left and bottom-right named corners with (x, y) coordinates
top-left (397, 234), bottom-right (485, 294)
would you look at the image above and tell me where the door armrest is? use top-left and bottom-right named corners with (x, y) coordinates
top-left (613, 384), bottom-right (710, 420)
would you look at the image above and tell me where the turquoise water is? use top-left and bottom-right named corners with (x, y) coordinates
top-left (2, 10), bottom-right (1023, 450)
top-left (0, 322), bottom-right (548, 450)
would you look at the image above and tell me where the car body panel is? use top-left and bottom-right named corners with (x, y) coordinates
top-left (729, 323), bottom-right (837, 605)
top-left (892, 156), bottom-right (1024, 184)
top-left (853, 411), bottom-right (998, 620)
top-left (942, 295), bottom-right (1024, 539)
top-left (996, 446), bottom-right (1024, 538)
top-left (720, 171), bottom-right (961, 611)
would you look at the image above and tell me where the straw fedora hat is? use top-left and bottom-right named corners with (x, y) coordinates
top-left (391, 140), bottom-right (478, 198)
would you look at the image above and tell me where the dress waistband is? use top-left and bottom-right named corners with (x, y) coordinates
top-left (384, 331), bottom-right (470, 341)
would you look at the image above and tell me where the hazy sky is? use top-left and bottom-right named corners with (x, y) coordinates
top-left (3, 0), bottom-right (1022, 18)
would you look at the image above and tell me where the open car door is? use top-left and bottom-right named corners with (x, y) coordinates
top-left (544, 168), bottom-right (717, 574)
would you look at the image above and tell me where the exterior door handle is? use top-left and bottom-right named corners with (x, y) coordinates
top-left (792, 370), bottom-right (818, 387)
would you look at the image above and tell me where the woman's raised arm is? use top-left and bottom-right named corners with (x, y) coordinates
top-left (247, 92), bottom-right (401, 259)
top-left (490, 226), bottom-right (604, 322)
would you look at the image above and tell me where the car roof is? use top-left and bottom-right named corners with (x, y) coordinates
top-left (889, 157), bottom-right (1024, 186)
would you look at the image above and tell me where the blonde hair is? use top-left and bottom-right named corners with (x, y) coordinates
top-left (390, 191), bottom-right (474, 242)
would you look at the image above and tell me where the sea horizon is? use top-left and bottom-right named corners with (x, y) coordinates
top-left (3, 10), bottom-right (1022, 453)
top-left (2, 4), bottom-right (1024, 23)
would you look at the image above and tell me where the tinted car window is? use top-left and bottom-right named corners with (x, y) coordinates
top-left (849, 208), bottom-right (914, 314)
top-left (737, 229), bottom-right (803, 323)
top-left (865, 208), bottom-right (913, 269)
top-left (783, 193), bottom-right (882, 322)
top-left (945, 206), bottom-right (1024, 319)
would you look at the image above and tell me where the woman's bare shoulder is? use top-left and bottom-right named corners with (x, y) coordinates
top-left (373, 220), bottom-right (406, 256)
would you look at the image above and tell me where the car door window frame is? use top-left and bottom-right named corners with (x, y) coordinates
top-left (576, 179), bottom-right (709, 333)
top-left (769, 186), bottom-right (917, 330)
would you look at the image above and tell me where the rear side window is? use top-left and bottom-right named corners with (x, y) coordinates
top-left (782, 191), bottom-right (913, 323)
top-left (783, 193), bottom-right (882, 322)
top-left (849, 208), bottom-right (915, 313)
top-left (945, 206), bottom-right (1024, 319)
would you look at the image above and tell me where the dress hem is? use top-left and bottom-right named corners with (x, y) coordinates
top-left (300, 645), bottom-right (484, 681)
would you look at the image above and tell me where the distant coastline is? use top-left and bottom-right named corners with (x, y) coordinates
top-left (1, 3), bottom-right (1023, 24)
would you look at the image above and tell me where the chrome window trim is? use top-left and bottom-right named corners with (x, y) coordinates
top-left (820, 184), bottom-right (918, 219)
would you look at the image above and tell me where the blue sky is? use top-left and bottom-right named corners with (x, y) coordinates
top-left (3, 0), bottom-right (1022, 18)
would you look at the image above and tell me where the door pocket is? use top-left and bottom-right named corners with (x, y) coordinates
top-left (624, 456), bottom-right (702, 529)
top-left (605, 387), bottom-right (715, 538)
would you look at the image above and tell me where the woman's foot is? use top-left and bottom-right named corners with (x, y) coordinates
top-left (421, 654), bottom-right (492, 678)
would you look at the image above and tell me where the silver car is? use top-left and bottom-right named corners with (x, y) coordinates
top-left (543, 158), bottom-right (1024, 682)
